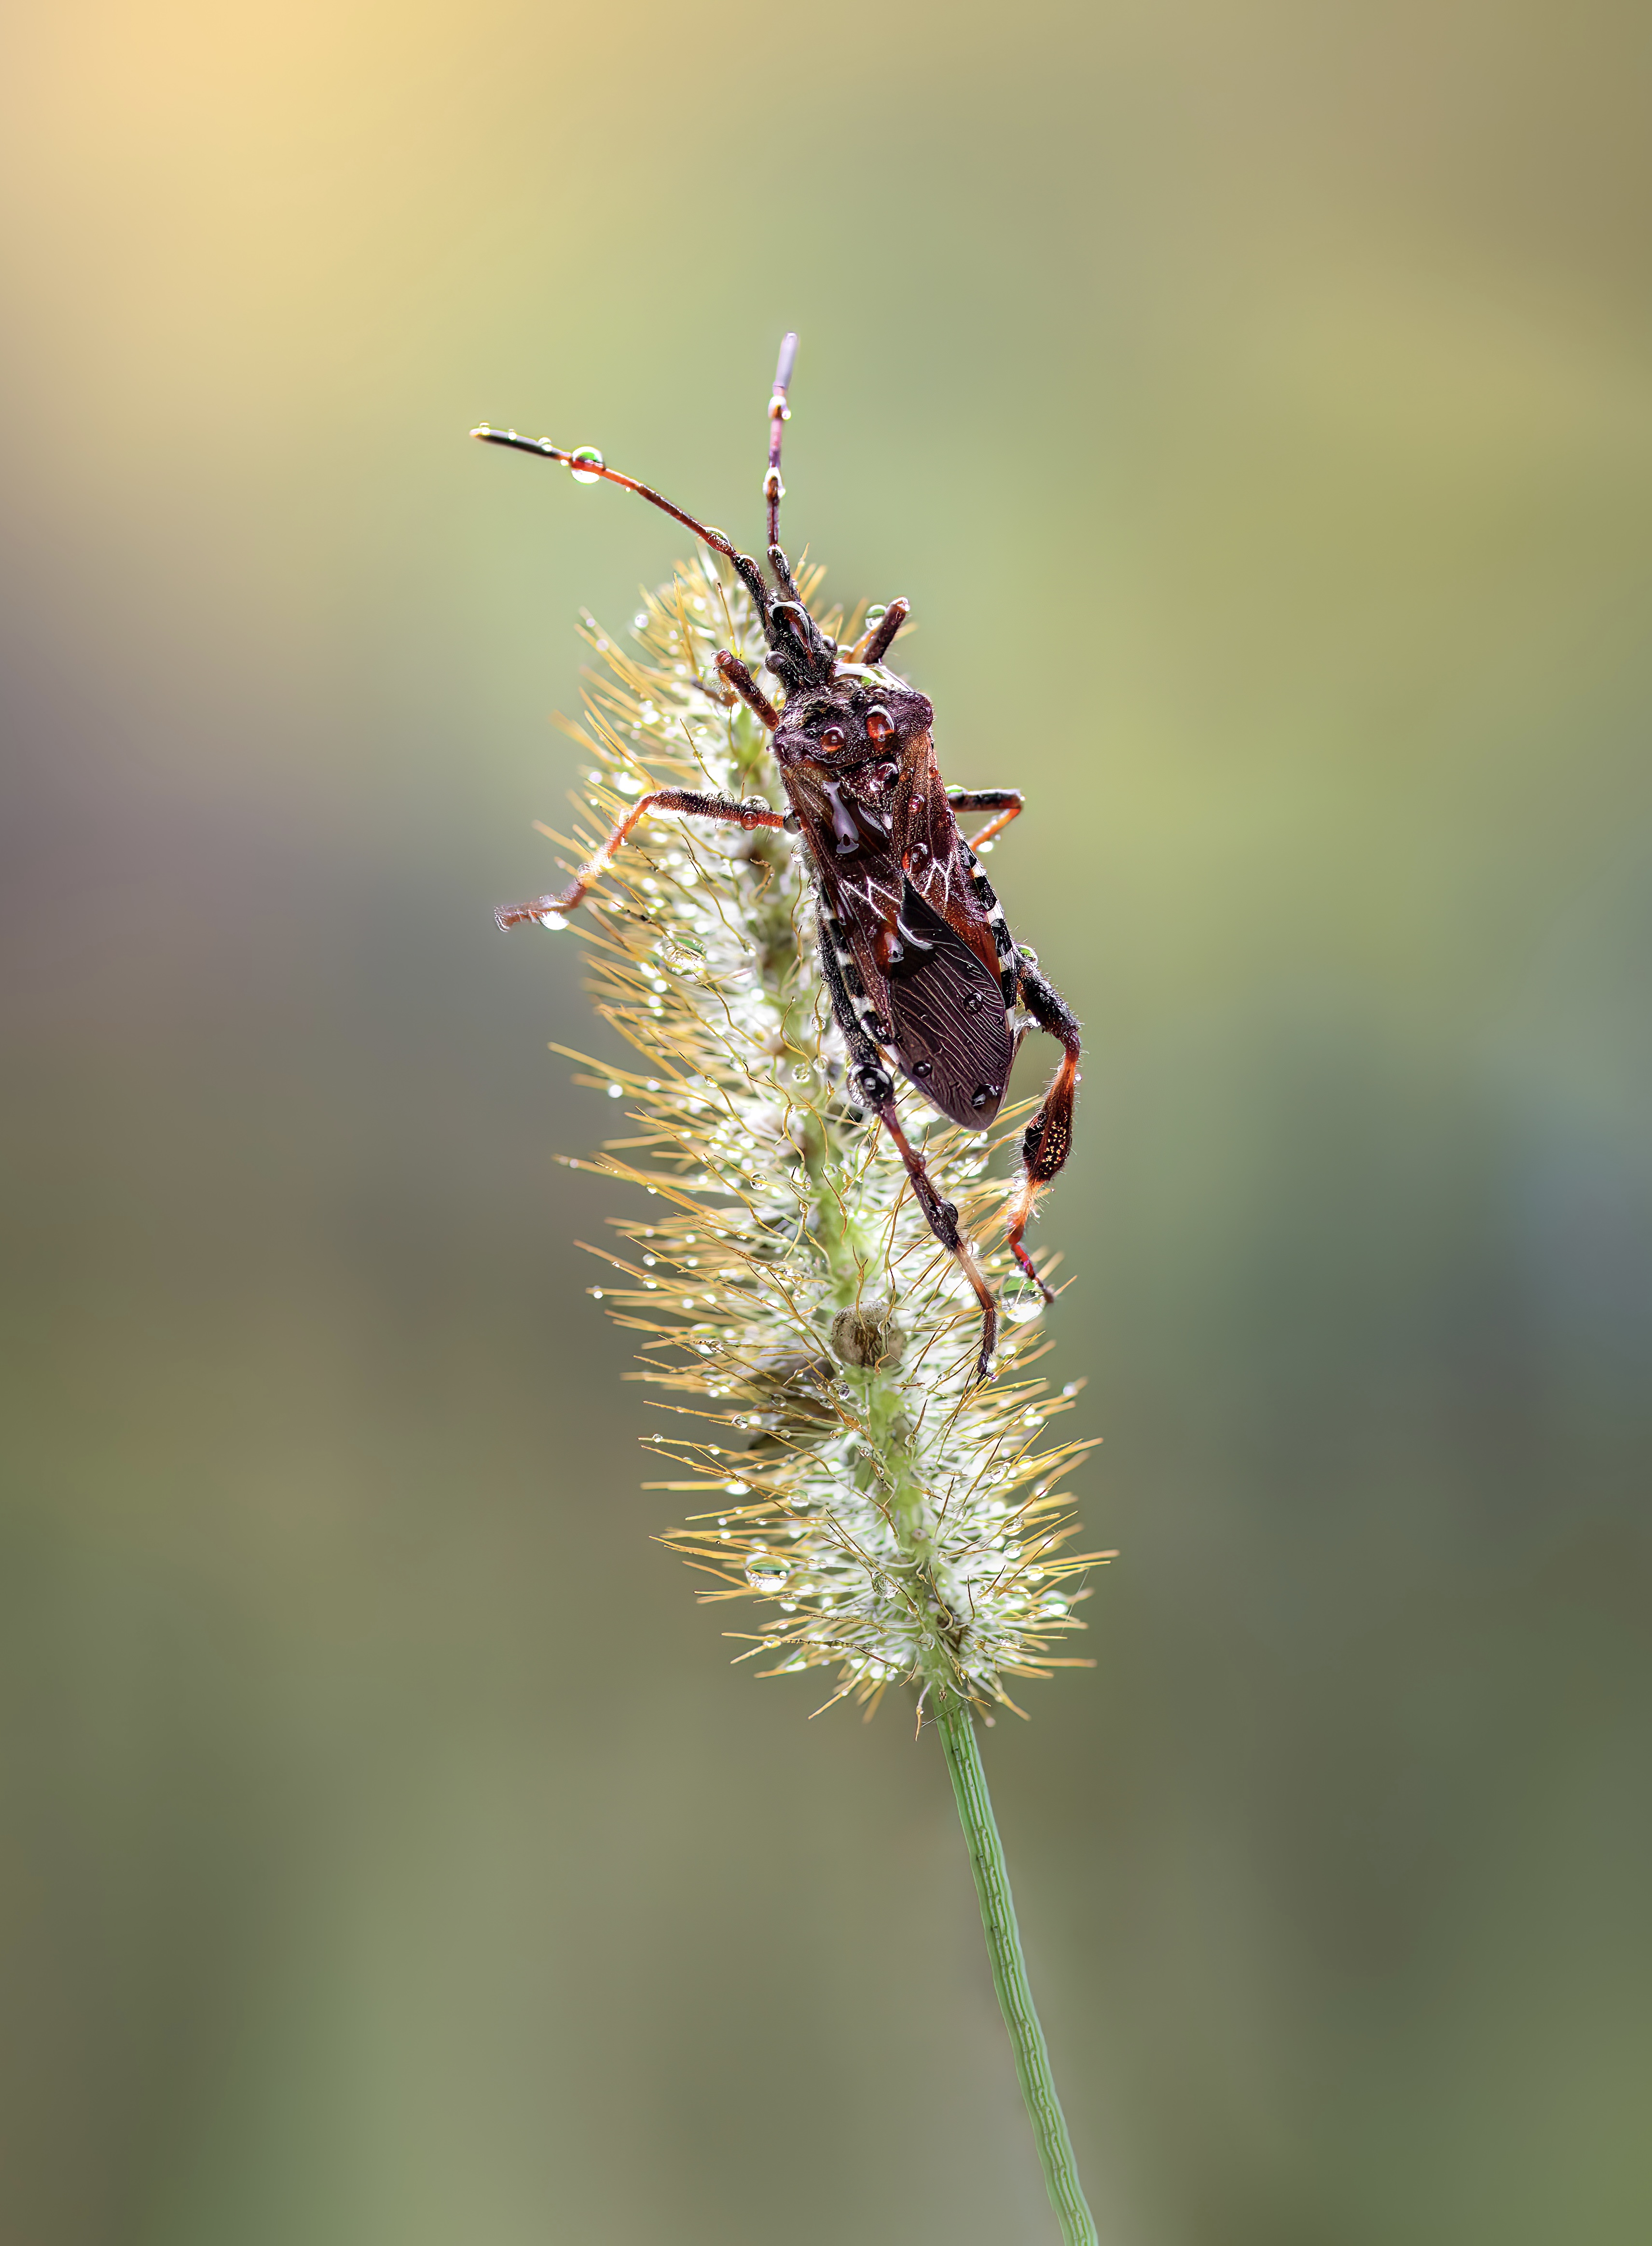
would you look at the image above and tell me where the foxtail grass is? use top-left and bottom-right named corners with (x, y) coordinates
top-left (520, 552), bottom-right (1104, 2241)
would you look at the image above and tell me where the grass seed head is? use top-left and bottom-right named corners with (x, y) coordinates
top-left (546, 558), bottom-right (1108, 1718)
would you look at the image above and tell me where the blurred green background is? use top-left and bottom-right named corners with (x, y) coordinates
top-left (2, 1), bottom-right (1649, 2240)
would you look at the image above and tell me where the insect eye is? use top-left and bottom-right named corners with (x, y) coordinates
top-left (865, 707), bottom-right (895, 745)
top-left (820, 725), bottom-right (846, 751)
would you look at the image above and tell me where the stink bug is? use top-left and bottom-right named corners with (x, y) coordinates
top-left (474, 334), bottom-right (1081, 1381)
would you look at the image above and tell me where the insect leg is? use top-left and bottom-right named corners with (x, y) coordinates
top-left (496, 789), bottom-right (785, 929)
top-left (846, 597), bottom-right (910, 667)
top-left (816, 919), bottom-right (1000, 1383)
top-left (1003, 956), bottom-right (1082, 1299)
top-left (946, 787), bottom-right (1024, 848)
top-left (713, 650), bottom-right (779, 729)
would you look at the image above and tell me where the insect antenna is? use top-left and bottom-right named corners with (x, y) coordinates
top-left (765, 330), bottom-right (797, 551)
top-left (473, 338), bottom-right (838, 693)
top-left (760, 335), bottom-right (838, 686)
top-left (763, 334), bottom-right (839, 682)
top-left (470, 424), bottom-right (773, 632)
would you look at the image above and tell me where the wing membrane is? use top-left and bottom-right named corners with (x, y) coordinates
top-left (884, 882), bottom-right (1015, 1128)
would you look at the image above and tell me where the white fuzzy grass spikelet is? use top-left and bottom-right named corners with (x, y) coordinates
top-left (538, 556), bottom-right (1110, 1719)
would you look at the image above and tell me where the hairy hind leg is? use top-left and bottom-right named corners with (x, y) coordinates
top-left (1004, 954), bottom-right (1082, 1299)
top-left (495, 787), bottom-right (784, 929)
top-left (816, 918), bottom-right (999, 1383)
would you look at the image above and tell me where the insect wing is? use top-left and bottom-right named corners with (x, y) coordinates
top-left (884, 882), bottom-right (1014, 1128)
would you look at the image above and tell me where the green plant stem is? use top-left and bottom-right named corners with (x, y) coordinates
top-left (935, 1695), bottom-right (1099, 2246)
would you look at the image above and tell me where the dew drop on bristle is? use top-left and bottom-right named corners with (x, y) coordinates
top-left (536, 909), bottom-right (569, 931)
top-left (569, 446), bottom-right (604, 484)
top-left (744, 1556), bottom-right (790, 1590)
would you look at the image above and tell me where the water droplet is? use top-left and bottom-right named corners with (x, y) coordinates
top-left (570, 446), bottom-right (604, 484)
top-left (911, 1059), bottom-right (933, 1080)
top-left (589, 1286), bottom-right (603, 1298)
top-left (607, 1083), bottom-right (624, 1098)
top-left (536, 909), bottom-right (569, 932)
top-left (863, 605), bottom-right (887, 626)
top-left (745, 1556), bottom-right (790, 1590)
top-left (790, 1063), bottom-right (814, 1085)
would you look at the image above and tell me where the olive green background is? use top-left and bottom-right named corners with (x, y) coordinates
top-left (2, 2), bottom-right (1649, 2240)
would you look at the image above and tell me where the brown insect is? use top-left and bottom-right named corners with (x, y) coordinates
top-left (474, 335), bottom-right (1081, 1381)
